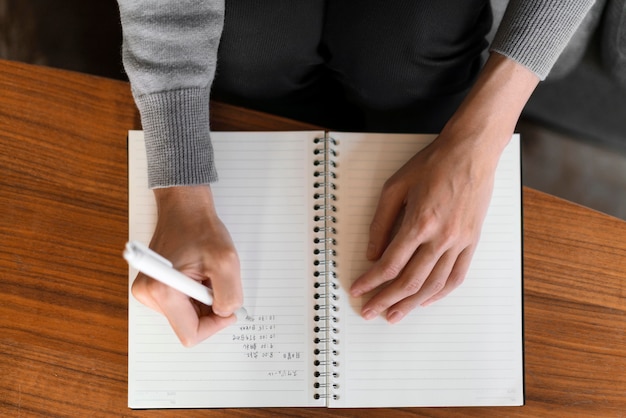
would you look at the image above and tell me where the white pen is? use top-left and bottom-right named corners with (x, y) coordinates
top-left (123, 240), bottom-right (250, 321)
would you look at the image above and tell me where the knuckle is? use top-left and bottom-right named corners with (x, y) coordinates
top-left (138, 277), bottom-right (168, 300)
top-left (404, 214), bottom-right (435, 243)
top-left (401, 277), bottom-right (425, 295)
top-left (206, 247), bottom-right (240, 275)
top-left (414, 209), bottom-right (437, 231)
top-left (401, 221), bottom-right (424, 243)
top-left (439, 226), bottom-right (459, 247)
top-left (217, 246), bottom-right (240, 266)
top-left (381, 177), bottom-right (402, 197)
top-left (426, 225), bottom-right (463, 256)
top-left (447, 271), bottom-right (466, 288)
top-left (380, 261), bottom-right (404, 281)
top-left (368, 301), bottom-right (389, 314)
top-left (418, 209), bottom-right (437, 226)
top-left (430, 279), bottom-right (446, 294)
top-left (427, 240), bottom-right (449, 258)
top-left (130, 285), bottom-right (146, 304)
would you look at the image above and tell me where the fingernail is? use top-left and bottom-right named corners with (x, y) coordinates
top-left (362, 309), bottom-right (377, 320)
top-left (387, 310), bottom-right (404, 324)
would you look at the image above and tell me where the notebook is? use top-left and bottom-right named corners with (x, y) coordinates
top-left (128, 130), bottom-right (523, 408)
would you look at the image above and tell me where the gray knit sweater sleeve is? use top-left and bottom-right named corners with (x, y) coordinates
top-left (118, 1), bottom-right (592, 188)
top-left (491, 0), bottom-right (595, 80)
top-left (118, 0), bottom-right (224, 188)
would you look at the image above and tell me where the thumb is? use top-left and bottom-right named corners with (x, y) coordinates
top-left (204, 251), bottom-right (243, 318)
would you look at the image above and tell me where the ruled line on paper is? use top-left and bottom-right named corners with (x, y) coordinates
top-left (128, 131), bottom-right (324, 408)
top-left (328, 132), bottom-right (522, 407)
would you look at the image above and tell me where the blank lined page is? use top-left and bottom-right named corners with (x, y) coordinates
top-left (330, 133), bottom-right (523, 407)
top-left (128, 131), bottom-right (324, 408)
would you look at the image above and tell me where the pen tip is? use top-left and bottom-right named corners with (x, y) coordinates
top-left (234, 307), bottom-right (253, 322)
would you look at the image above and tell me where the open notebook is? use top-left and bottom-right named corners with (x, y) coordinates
top-left (128, 131), bottom-right (523, 408)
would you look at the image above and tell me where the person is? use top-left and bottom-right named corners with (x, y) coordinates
top-left (117, 0), bottom-right (594, 347)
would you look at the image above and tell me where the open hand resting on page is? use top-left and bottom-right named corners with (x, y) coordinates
top-left (349, 127), bottom-right (501, 323)
top-left (349, 53), bottom-right (539, 323)
top-left (131, 185), bottom-right (243, 347)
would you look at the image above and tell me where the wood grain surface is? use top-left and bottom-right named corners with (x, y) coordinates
top-left (1, 60), bottom-right (624, 417)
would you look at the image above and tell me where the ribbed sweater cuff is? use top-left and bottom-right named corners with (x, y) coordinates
top-left (490, 0), bottom-right (595, 80)
top-left (134, 88), bottom-right (218, 188)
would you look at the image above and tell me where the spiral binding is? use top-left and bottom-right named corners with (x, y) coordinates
top-left (312, 133), bottom-right (340, 402)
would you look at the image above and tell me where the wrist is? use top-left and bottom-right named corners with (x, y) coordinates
top-left (153, 185), bottom-right (217, 214)
top-left (442, 52), bottom-right (539, 154)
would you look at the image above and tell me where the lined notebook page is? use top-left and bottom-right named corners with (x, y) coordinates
top-left (128, 131), bottom-right (324, 408)
top-left (330, 133), bottom-right (523, 407)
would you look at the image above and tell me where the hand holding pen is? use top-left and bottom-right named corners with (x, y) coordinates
top-left (125, 241), bottom-right (250, 318)
top-left (126, 185), bottom-right (246, 347)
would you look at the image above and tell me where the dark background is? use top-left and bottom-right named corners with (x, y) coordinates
top-left (0, 0), bottom-right (126, 80)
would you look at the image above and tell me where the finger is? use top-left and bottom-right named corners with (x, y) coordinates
top-left (131, 273), bottom-right (164, 314)
top-left (421, 246), bottom-right (475, 307)
top-left (385, 250), bottom-right (457, 323)
top-left (199, 245), bottom-right (243, 317)
top-left (358, 243), bottom-right (442, 320)
top-left (350, 219), bottom-right (427, 299)
top-left (366, 181), bottom-right (405, 260)
top-left (158, 289), bottom-right (237, 347)
top-left (133, 272), bottom-right (237, 346)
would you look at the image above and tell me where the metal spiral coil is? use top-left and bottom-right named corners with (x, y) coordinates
top-left (312, 134), bottom-right (341, 402)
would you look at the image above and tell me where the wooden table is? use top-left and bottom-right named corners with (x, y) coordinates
top-left (1, 59), bottom-right (625, 417)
